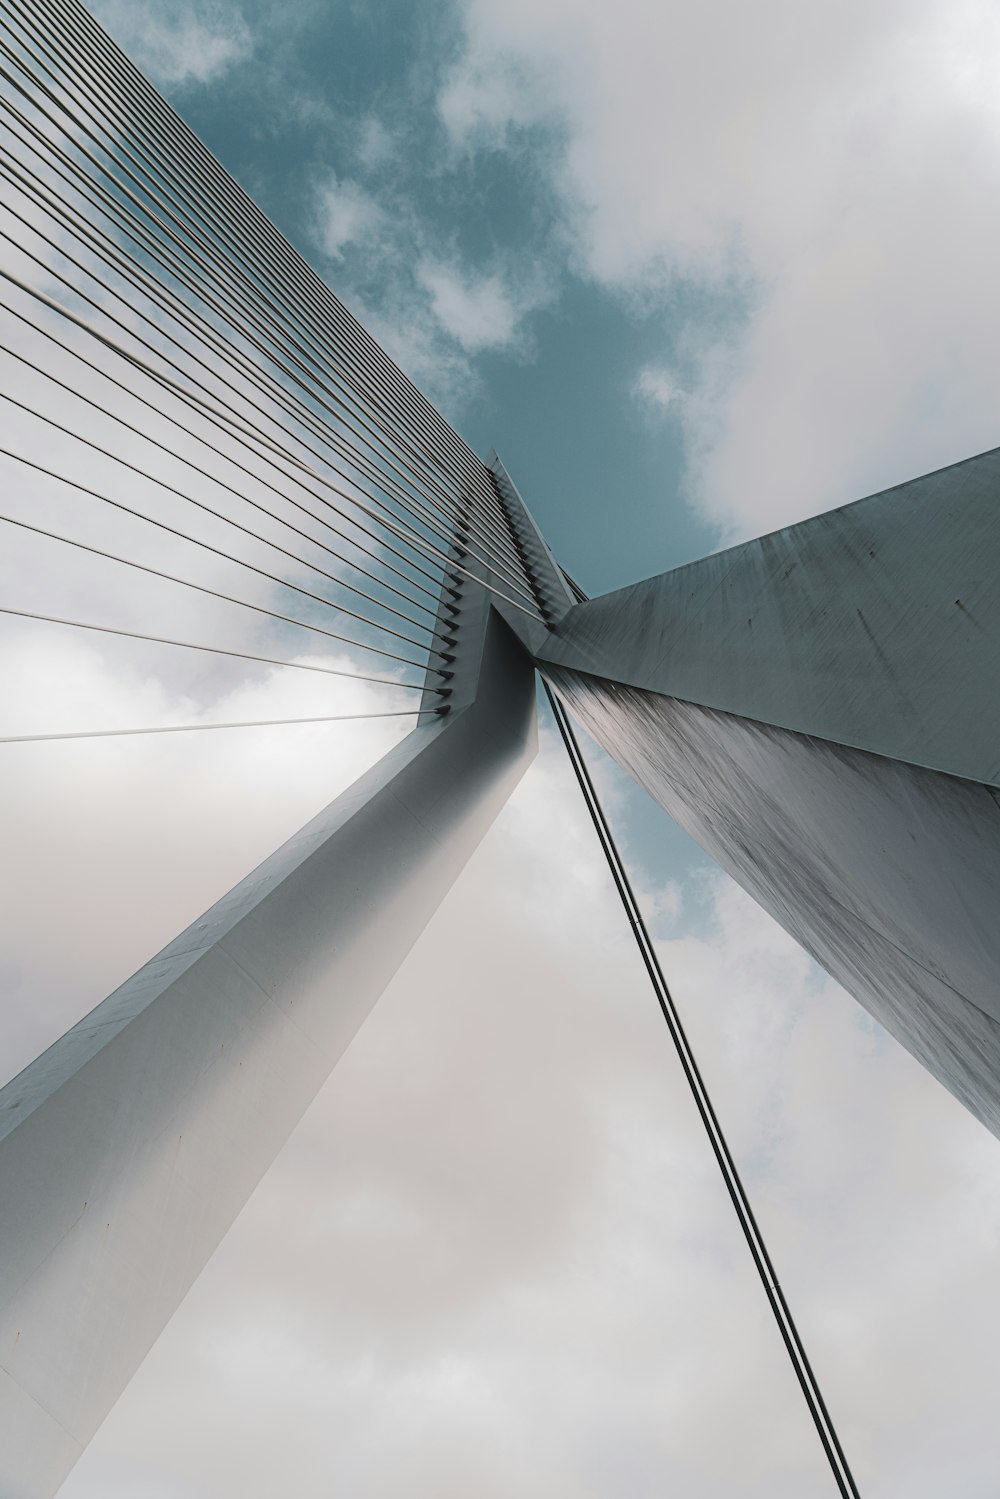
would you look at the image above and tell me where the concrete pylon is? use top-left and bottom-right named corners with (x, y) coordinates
top-left (503, 447), bottom-right (1000, 1138)
top-left (0, 583), bottom-right (536, 1499)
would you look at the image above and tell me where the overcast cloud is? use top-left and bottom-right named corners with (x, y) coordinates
top-left (4, 0), bottom-right (1000, 1494)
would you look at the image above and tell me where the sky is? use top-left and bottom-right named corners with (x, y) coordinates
top-left (3, 0), bottom-right (1000, 1494)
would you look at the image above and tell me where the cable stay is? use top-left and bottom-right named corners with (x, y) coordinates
top-left (0, 707), bottom-right (440, 745)
top-left (0, 4), bottom-right (516, 560)
top-left (0, 291), bottom-right (544, 619)
top-left (25, 0), bottom-right (492, 498)
top-left (0, 513), bottom-right (453, 675)
top-left (0, 21), bottom-right (546, 620)
top-left (0, 190), bottom-right (519, 592)
top-left (0, 607), bottom-right (445, 692)
top-left (0, 444), bottom-right (456, 655)
top-left (544, 682), bottom-right (861, 1499)
top-left (0, 246), bottom-right (527, 594)
top-left (0, 0), bottom-right (515, 563)
top-left (0, 414), bottom-right (449, 630)
top-left (0, 66), bottom-right (526, 584)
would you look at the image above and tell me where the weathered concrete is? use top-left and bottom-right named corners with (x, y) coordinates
top-left (487, 445), bottom-right (1000, 1138)
top-left (547, 664), bottom-right (1000, 1138)
top-left (535, 446), bottom-right (1000, 787)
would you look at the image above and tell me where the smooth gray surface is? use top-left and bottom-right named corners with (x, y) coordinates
top-left (0, 597), bottom-right (536, 1499)
top-left (535, 446), bottom-right (1000, 786)
top-left (547, 665), bottom-right (1000, 1138)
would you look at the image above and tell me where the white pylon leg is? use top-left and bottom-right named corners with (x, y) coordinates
top-left (0, 600), bottom-right (535, 1499)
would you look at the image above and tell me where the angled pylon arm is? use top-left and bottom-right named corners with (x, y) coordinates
top-left (0, 591), bottom-right (536, 1499)
top-left (533, 446), bottom-right (1000, 786)
top-left (502, 447), bottom-right (1000, 1139)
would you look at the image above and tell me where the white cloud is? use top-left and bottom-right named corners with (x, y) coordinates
top-left (0, 210), bottom-right (434, 1079)
top-left (41, 724), bottom-right (1000, 1497)
top-left (356, 117), bottom-right (396, 171)
top-left (442, 0), bottom-right (1000, 539)
top-left (7, 256), bottom-right (999, 1488)
top-left (91, 0), bottom-right (252, 89)
top-left (0, 625), bottom-right (413, 1085)
top-left (417, 259), bottom-right (524, 353)
top-left (632, 363), bottom-right (683, 416)
top-left (312, 173), bottom-right (384, 261)
top-left (7, 8), bottom-right (1000, 1493)
top-left (307, 178), bottom-right (548, 410)
top-left (437, 53), bottom-right (552, 154)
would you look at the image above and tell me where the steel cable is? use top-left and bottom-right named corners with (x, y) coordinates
top-left (0, 606), bottom-right (445, 692)
top-left (0, 442), bottom-right (457, 656)
top-left (0, 293), bottom-right (543, 619)
top-left (0, 387), bottom-right (447, 628)
top-left (0, 28), bottom-right (527, 584)
top-left (28, 0), bottom-right (491, 521)
top-left (1, 708), bottom-right (439, 744)
top-left (1, 512), bottom-right (451, 673)
top-left (0, 225), bottom-right (534, 603)
top-left (0, 154), bottom-right (517, 600)
top-left (35, 0), bottom-right (489, 493)
top-left (545, 682), bottom-right (861, 1499)
top-left (7, 0), bottom-right (516, 555)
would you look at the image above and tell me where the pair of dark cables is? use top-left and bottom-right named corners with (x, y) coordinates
top-left (545, 682), bottom-right (861, 1499)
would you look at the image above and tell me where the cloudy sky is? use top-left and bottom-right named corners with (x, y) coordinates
top-left (4, 0), bottom-right (1000, 1494)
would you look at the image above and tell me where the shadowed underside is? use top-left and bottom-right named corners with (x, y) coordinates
top-left (545, 667), bottom-right (1000, 1136)
top-left (512, 446), bottom-right (1000, 1138)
